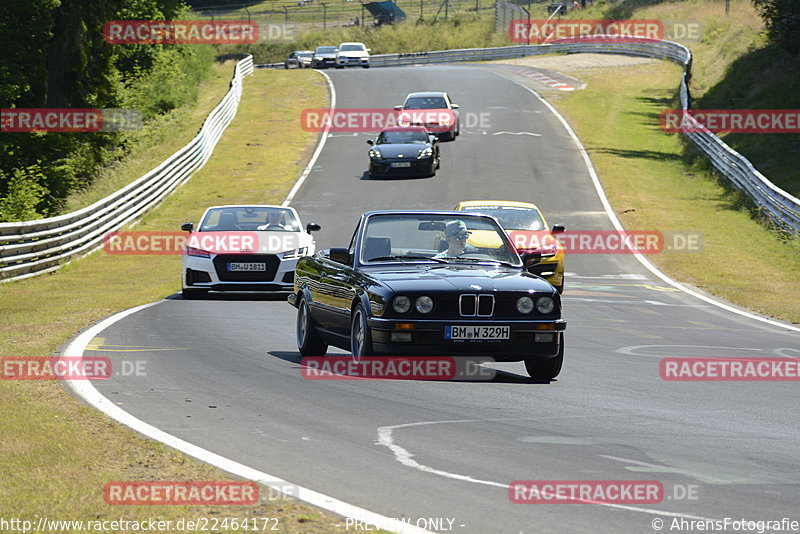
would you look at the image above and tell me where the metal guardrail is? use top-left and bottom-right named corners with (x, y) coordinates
top-left (0, 55), bottom-right (255, 282)
top-left (257, 35), bottom-right (799, 235)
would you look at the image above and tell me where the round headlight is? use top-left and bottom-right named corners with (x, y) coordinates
top-left (415, 296), bottom-right (434, 314)
top-left (516, 296), bottom-right (534, 314)
top-left (393, 296), bottom-right (411, 313)
top-left (536, 296), bottom-right (555, 314)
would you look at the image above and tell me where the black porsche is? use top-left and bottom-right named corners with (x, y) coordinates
top-left (287, 211), bottom-right (567, 380)
top-left (367, 126), bottom-right (440, 178)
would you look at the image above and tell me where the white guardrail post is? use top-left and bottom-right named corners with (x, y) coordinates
top-left (255, 35), bottom-right (799, 235)
top-left (0, 55), bottom-right (255, 282)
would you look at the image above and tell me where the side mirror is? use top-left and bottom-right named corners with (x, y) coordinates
top-left (393, 105), bottom-right (403, 111)
top-left (367, 48), bottom-right (372, 52)
top-left (367, 139), bottom-right (374, 146)
top-left (429, 135), bottom-right (437, 143)
top-left (306, 222), bottom-right (321, 234)
top-left (522, 252), bottom-right (542, 268)
top-left (181, 222), bottom-right (194, 232)
top-left (451, 104), bottom-right (459, 110)
top-left (551, 224), bottom-right (565, 234)
top-left (329, 247), bottom-right (351, 265)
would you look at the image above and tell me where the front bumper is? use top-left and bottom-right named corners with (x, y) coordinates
top-left (369, 157), bottom-right (435, 177)
top-left (366, 317), bottom-right (567, 359)
top-left (337, 57), bottom-right (369, 67)
top-left (183, 254), bottom-right (298, 292)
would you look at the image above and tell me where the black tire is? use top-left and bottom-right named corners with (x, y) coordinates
top-left (182, 288), bottom-right (208, 300)
top-left (363, 65), bottom-right (370, 68)
top-left (350, 303), bottom-right (373, 362)
top-left (455, 121), bottom-right (460, 137)
top-left (297, 297), bottom-right (327, 356)
top-left (524, 334), bottom-right (563, 381)
top-left (435, 151), bottom-right (440, 169)
top-left (335, 65), bottom-right (344, 69)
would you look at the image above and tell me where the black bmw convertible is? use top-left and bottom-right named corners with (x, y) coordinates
top-left (288, 211), bottom-right (567, 380)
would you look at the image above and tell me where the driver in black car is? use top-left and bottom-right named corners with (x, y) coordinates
top-left (434, 220), bottom-right (476, 258)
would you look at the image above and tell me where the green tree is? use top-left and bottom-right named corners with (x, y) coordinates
top-left (752, 0), bottom-right (800, 54)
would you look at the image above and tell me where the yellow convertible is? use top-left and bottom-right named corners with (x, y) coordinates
top-left (454, 200), bottom-right (565, 293)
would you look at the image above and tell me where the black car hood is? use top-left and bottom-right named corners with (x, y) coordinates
top-left (363, 264), bottom-right (554, 293)
top-left (374, 143), bottom-right (428, 158)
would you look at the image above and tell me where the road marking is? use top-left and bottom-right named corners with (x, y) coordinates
top-left (616, 344), bottom-right (765, 358)
top-left (491, 131), bottom-right (542, 136)
top-left (283, 71), bottom-right (335, 207)
top-left (378, 420), bottom-right (715, 520)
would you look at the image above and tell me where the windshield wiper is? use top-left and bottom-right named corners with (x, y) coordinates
top-left (368, 255), bottom-right (448, 263)
top-left (444, 257), bottom-right (517, 267)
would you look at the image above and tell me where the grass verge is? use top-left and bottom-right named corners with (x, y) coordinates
top-left (507, 56), bottom-right (800, 323)
top-left (0, 67), bottom-right (363, 532)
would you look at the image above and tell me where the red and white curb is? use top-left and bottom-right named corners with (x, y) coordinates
top-left (504, 65), bottom-right (577, 91)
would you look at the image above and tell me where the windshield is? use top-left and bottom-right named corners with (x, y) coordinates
top-left (297, 51), bottom-right (313, 57)
top-left (360, 213), bottom-right (521, 265)
top-left (460, 205), bottom-right (545, 231)
top-left (403, 96), bottom-right (448, 109)
top-left (377, 130), bottom-right (429, 144)
top-left (315, 47), bottom-right (337, 54)
top-left (199, 207), bottom-right (301, 232)
top-left (339, 44), bottom-right (365, 52)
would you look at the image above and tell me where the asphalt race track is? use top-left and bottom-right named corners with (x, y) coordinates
top-left (85, 66), bottom-right (800, 533)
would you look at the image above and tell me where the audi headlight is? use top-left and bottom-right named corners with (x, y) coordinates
top-left (393, 296), bottom-right (411, 313)
top-left (186, 246), bottom-right (210, 258)
top-left (516, 296), bottom-right (534, 314)
top-left (536, 296), bottom-right (555, 314)
top-left (283, 247), bottom-right (308, 259)
top-left (417, 147), bottom-right (433, 159)
top-left (415, 296), bottom-right (434, 314)
top-left (369, 148), bottom-right (382, 159)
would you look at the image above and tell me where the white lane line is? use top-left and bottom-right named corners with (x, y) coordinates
top-left (65, 302), bottom-right (432, 534)
top-left (491, 131), bottom-right (542, 136)
top-left (378, 420), bottom-right (715, 521)
top-left (282, 70), bottom-right (335, 207)
top-left (497, 71), bottom-right (800, 334)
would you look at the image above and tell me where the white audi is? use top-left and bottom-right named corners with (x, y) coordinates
top-left (180, 205), bottom-right (320, 298)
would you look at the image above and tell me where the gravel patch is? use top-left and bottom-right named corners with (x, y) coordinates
top-left (498, 53), bottom-right (656, 71)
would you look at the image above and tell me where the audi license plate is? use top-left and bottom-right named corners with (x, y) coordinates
top-left (228, 262), bottom-right (266, 272)
top-left (391, 162), bottom-right (411, 168)
top-left (445, 325), bottom-right (510, 340)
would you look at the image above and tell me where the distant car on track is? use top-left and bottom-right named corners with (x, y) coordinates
top-left (312, 46), bottom-right (338, 69)
top-left (336, 42), bottom-right (370, 68)
top-left (288, 210), bottom-right (566, 380)
top-left (367, 126), bottom-right (440, 178)
top-left (455, 200), bottom-right (565, 293)
top-left (285, 50), bottom-right (314, 69)
top-left (181, 205), bottom-right (320, 299)
top-left (394, 91), bottom-right (460, 141)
